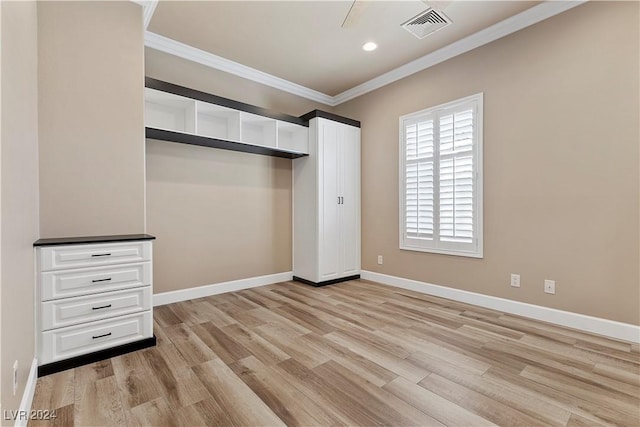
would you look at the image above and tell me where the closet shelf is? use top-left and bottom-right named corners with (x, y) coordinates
top-left (146, 127), bottom-right (308, 159)
top-left (145, 78), bottom-right (309, 159)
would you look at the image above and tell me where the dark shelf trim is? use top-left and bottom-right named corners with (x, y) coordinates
top-left (293, 274), bottom-right (360, 287)
top-left (38, 336), bottom-right (156, 377)
top-left (146, 127), bottom-right (308, 159)
top-left (299, 110), bottom-right (361, 128)
top-left (145, 77), bottom-right (308, 127)
top-left (34, 234), bottom-right (156, 247)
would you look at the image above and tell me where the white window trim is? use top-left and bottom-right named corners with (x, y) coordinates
top-left (399, 93), bottom-right (484, 258)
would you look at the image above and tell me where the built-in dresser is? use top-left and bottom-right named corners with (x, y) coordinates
top-left (34, 234), bottom-right (156, 376)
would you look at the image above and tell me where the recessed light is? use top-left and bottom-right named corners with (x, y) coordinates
top-left (362, 42), bottom-right (378, 52)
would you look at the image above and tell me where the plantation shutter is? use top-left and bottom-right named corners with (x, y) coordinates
top-left (400, 94), bottom-right (482, 257)
top-left (405, 120), bottom-right (434, 239)
top-left (439, 109), bottom-right (474, 243)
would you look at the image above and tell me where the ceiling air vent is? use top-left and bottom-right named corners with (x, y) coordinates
top-left (401, 8), bottom-right (452, 39)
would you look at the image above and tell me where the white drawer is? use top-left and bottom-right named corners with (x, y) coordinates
top-left (39, 241), bottom-right (152, 271)
top-left (41, 287), bottom-right (151, 331)
top-left (40, 311), bottom-right (153, 365)
top-left (40, 262), bottom-right (151, 301)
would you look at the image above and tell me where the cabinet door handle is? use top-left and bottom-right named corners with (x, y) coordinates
top-left (92, 332), bottom-right (112, 339)
top-left (338, 196), bottom-right (341, 205)
top-left (91, 253), bottom-right (111, 257)
top-left (92, 277), bottom-right (112, 283)
top-left (92, 304), bottom-right (112, 310)
top-left (341, 197), bottom-right (344, 204)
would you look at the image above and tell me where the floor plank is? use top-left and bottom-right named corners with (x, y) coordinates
top-left (229, 355), bottom-right (342, 426)
top-left (192, 358), bottom-right (285, 426)
top-left (383, 376), bottom-right (497, 427)
top-left (28, 279), bottom-right (640, 427)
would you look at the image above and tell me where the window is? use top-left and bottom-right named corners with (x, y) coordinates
top-left (399, 93), bottom-right (483, 258)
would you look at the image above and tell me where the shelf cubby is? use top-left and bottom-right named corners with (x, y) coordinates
top-left (241, 113), bottom-right (277, 148)
top-left (145, 88), bottom-right (196, 134)
top-left (277, 121), bottom-right (309, 153)
top-left (196, 101), bottom-right (241, 141)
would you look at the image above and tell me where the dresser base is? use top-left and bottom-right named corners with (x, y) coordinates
top-left (38, 336), bottom-right (156, 377)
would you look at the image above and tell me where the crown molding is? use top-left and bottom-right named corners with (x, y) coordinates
top-left (143, 1), bottom-right (586, 107)
top-left (332, 0), bottom-right (587, 105)
top-left (131, 0), bottom-right (158, 30)
top-left (142, 0), bottom-right (158, 30)
top-left (144, 31), bottom-right (336, 106)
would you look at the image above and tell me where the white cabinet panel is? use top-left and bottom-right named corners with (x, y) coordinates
top-left (341, 125), bottom-right (361, 276)
top-left (41, 287), bottom-right (152, 331)
top-left (40, 262), bottom-right (151, 301)
top-left (319, 123), bottom-right (341, 280)
top-left (40, 311), bottom-right (153, 365)
top-left (39, 241), bottom-right (152, 271)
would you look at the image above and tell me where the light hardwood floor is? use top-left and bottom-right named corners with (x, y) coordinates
top-left (29, 280), bottom-right (640, 427)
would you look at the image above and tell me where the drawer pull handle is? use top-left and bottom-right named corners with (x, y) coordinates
top-left (92, 304), bottom-right (112, 310)
top-left (92, 332), bottom-right (112, 339)
top-left (91, 253), bottom-right (111, 257)
top-left (91, 278), bottom-right (112, 283)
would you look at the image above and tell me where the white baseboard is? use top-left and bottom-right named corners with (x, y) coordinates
top-left (14, 358), bottom-right (38, 427)
top-left (361, 270), bottom-right (640, 343)
top-left (153, 271), bottom-right (294, 306)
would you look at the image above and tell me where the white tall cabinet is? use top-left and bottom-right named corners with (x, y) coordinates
top-left (294, 114), bottom-right (361, 286)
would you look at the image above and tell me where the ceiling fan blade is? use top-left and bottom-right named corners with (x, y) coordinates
top-left (341, 0), bottom-right (369, 28)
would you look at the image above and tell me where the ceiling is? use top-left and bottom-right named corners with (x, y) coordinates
top-left (148, 1), bottom-right (541, 97)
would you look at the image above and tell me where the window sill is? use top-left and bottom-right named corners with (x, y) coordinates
top-left (400, 244), bottom-right (483, 259)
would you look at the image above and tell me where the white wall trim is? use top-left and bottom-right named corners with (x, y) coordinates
top-left (13, 358), bottom-right (38, 427)
top-left (142, 1), bottom-right (585, 107)
top-left (131, 0), bottom-right (158, 30)
top-left (144, 32), bottom-right (335, 106)
top-left (361, 270), bottom-right (640, 344)
top-left (142, 1), bottom-right (158, 30)
top-left (153, 272), bottom-right (294, 306)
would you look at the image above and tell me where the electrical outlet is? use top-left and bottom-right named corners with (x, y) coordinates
top-left (377, 255), bottom-right (383, 265)
top-left (12, 360), bottom-right (18, 396)
top-left (544, 279), bottom-right (556, 294)
top-left (510, 274), bottom-right (520, 288)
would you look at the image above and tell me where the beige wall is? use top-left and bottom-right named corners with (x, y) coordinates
top-left (145, 49), bottom-right (330, 293)
top-left (1, 0), bottom-right (39, 418)
top-left (38, 1), bottom-right (145, 238)
top-left (334, 1), bottom-right (640, 325)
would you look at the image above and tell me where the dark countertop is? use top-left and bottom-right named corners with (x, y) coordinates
top-left (34, 234), bottom-right (156, 247)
